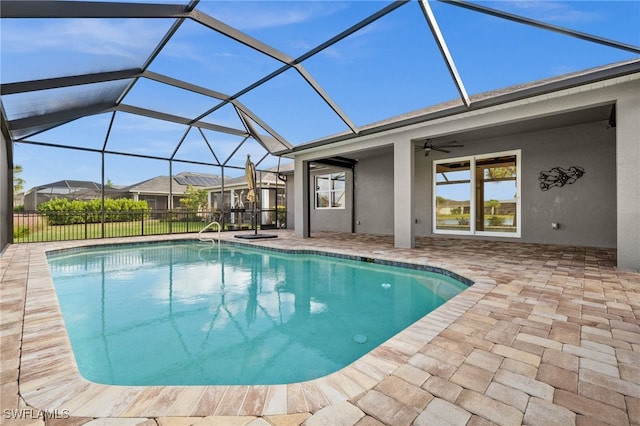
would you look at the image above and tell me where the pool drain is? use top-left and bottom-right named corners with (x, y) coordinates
top-left (353, 334), bottom-right (368, 344)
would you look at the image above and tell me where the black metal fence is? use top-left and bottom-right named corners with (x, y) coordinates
top-left (12, 209), bottom-right (285, 243)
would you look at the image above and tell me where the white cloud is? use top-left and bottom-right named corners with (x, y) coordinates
top-left (501, 1), bottom-right (602, 25)
top-left (2, 18), bottom-right (168, 59)
top-left (208, 1), bottom-right (348, 31)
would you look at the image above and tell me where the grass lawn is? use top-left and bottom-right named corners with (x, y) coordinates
top-left (14, 219), bottom-right (208, 243)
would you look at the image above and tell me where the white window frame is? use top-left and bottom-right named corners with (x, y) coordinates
top-left (315, 172), bottom-right (346, 210)
top-left (433, 150), bottom-right (521, 238)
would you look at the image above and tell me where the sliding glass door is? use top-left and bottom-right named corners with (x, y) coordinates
top-left (434, 150), bottom-right (520, 237)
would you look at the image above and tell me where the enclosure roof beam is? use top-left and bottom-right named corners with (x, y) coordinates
top-left (236, 104), bottom-right (293, 150)
top-left (8, 103), bottom-right (116, 133)
top-left (189, 9), bottom-right (294, 65)
top-left (0, 1), bottom-right (189, 18)
top-left (142, 70), bottom-right (230, 102)
top-left (440, 0), bottom-right (640, 55)
top-left (188, 2), bottom-right (408, 140)
top-left (419, 0), bottom-right (470, 108)
top-left (116, 104), bottom-right (249, 136)
top-left (294, 65), bottom-right (359, 134)
top-left (1, 69), bottom-right (143, 95)
top-left (17, 138), bottom-right (221, 167)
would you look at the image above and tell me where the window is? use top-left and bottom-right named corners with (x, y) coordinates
top-left (315, 172), bottom-right (345, 209)
top-left (434, 151), bottom-right (520, 237)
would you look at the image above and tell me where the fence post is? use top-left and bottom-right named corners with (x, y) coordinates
top-left (141, 210), bottom-right (145, 236)
top-left (84, 211), bottom-right (88, 240)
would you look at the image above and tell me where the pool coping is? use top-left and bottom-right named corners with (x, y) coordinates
top-left (16, 232), bottom-right (497, 418)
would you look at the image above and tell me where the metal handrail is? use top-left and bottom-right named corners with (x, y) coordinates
top-left (198, 221), bottom-right (221, 243)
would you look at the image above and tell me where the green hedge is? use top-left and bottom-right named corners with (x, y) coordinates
top-left (37, 198), bottom-right (150, 225)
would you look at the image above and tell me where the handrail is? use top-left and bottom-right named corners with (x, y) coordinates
top-left (198, 221), bottom-right (221, 243)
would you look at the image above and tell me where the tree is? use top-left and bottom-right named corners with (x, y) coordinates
top-left (179, 184), bottom-right (208, 212)
top-left (13, 164), bottom-right (25, 195)
top-left (486, 199), bottom-right (501, 215)
top-left (486, 167), bottom-right (516, 180)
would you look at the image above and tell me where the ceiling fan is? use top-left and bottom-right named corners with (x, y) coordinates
top-left (422, 139), bottom-right (464, 156)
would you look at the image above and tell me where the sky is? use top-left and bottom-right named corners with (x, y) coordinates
top-left (2, 0), bottom-right (639, 191)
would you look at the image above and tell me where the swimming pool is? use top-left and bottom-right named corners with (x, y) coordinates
top-left (47, 241), bottom-right (469, 386)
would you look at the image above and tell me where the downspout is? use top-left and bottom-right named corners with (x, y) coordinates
top-left (352, 163), bottom-right (356, 234)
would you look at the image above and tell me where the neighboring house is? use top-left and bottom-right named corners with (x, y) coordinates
top-left (23, 180), bottom-right (122, 210)
top-left (206, 165), bottom-right (289, 229)
top-left (23, 173), bottom-right (227, 212)
top-left (122, 172), bottom-right (226, 210)
top-left (284, 60), bottom-right (640, 271)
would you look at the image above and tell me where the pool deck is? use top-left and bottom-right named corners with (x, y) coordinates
top-left (1, 230), bottom-right (639, 426)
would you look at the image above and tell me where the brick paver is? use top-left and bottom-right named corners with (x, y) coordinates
top-left (1, 231), bottom-right (639, 425)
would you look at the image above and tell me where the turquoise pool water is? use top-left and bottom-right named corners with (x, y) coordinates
top-left (47, 241), bottom-right (469, 386)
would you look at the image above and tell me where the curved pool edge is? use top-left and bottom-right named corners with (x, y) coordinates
top-left (18, 232), bottom-right (497, 418)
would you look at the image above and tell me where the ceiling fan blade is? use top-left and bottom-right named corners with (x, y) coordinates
top-left (432, 147), bottom-right (450, 153)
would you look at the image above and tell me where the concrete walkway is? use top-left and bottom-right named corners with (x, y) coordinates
top-left (1, 231), bottom-right (639, 425)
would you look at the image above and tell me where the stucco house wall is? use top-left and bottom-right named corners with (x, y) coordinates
top-left (289, 73), bottom-right (639, 270)
top-left (336, 119), bottom-right (617, 248)
top-left (285, 177), bottom-right (295, 230)
top-left (353, 153), bottom-right (394, 236)
top-left (309, 167), bottom-right (354, 233)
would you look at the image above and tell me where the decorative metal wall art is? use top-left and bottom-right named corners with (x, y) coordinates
top-left (538, 166), bottom-right (585, 191)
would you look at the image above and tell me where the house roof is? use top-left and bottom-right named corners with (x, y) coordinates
top-left (289, 58), bottom-right (640, 152)
top-left (26, 179), bottom-right (117, 194)
top-left (123, 172), bottom-right (226, 195)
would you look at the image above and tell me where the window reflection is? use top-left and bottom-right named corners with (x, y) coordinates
top-left (435, 161), bottom-right (471, 231)
top-left (315, 172), bottom-right (346, 209)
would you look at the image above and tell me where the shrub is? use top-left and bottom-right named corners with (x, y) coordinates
top-left (277, 205), bottom-right (286, 222)
top-left (37, 198), bottom-right (150, 225)
top-left (457, 217), bottom-right (469, 225)
top-left (13, 226), bottom-right (29, 238)
top-left (488, 216), bottom-right (504, 226)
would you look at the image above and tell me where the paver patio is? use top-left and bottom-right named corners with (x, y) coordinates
top-left (1, 231), bottom-right (638, 425)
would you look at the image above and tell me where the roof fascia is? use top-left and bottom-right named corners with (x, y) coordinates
top-left (283, 60), bottom-right (640, 155)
